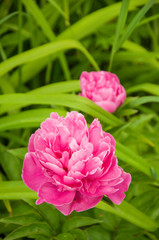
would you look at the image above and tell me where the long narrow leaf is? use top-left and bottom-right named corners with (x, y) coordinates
top-left (96, 200), bottom-right (158, 232)
top-left (128, 96), bottom-right (159, 108)
top-left (8, 0), bottom-right (155, 86)
top-left (116, 141), bottom-right (153, 178)
top-left (127, 83), bottom-right (159, 96)
top-left (22, 0), bottom-right (71, 80)
top-left (0, 93), bottom-right (121, 126)
top-left (109, 0), bottom-right (130, 70)
top-left (0, 108), bottom-right (66, 131)
top-left (0, 181), bottom-right (158, 232)
top-left (0, 39), bottom-right (99, 78)
top-left (117, 0), bottom-right (157, 50)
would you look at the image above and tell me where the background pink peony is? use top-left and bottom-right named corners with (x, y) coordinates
top-left (22, 111), bottom-right (131, 215)
top-left (80, 71), bottom-right (126, 113)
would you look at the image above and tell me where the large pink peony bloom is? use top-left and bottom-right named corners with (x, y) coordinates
top-left (22, 111), bottom-right (131, 215)
top-left (80, 71), bottom-right (126, 113)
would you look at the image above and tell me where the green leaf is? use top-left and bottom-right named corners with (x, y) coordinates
top-left (23, 199), bottom-right (60, 232)
top-left (116, 109), bottom-right (138, 117)
top-left (114, 233), bottom-right (147, 240)
top-left (0, 144), bottom-right (22, 180)
top-left (127, 96), bottom-right (159, 108)
top-left (22, 0), bottom-right (70, 80)
top-left (117, 0), bottom-right (157, 50)
top-left (85, 225), bottom-right (111, 240)
top-left (59, 0), bottom-right (152, 41)
top-left (8, 0), bottom-right (153, 85)
top-left (4, 222), bottom-right (52, 240)
top-left (96, 200), bottom-right (159, 232)
top-left (57, 233), bottom-right (74, 240)
top-left (0, 108), bottom-right (66, 131)
top-left (70, 229), bottom-right (88, 240)
top-left (127, 83), bottom-right (159, 96)
top-left (116, 141), bottom-right (152, 178)
top-left (31, 80), bottom-right (80, 94)
top-left (8, 148), bottom-right (27, 160)
top-left (109, 0), bottom-right (130, 70)
top-left (62, 217), bottom-right (102, 232)
top-left (0, 39), bottom-right (99, 78)
top-left (0, 213), bottom-right (43, 225)
top-left (0, 181), bottom-right (37, 200)
top-left (0, 93), bottom-right (121, 126)
top-left (94, 209), bottom-right (120, 231)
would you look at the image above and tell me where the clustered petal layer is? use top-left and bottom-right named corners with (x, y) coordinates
top-left (22, 111), bottom-right (131, 215)
top-left (80, 71), bottom-right (126, 113)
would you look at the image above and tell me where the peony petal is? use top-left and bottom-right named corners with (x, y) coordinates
top-left (106, 171), bottom-right (131, 205)
top-left (55, 202), bottom-right (73, 216)
top-left (103, 132), bottom-right (116, 147)
top-left (34, 134), bottom-right (47, 152)
top-left (96, 100), bottom-right (117, 113)
top-left (72, 192), bottom-right (102, 212)
top-left (84, 157), bottom-right (102, 174)
top-left (28, 133), bottom-right (36, 152)
top-left (37, 182), bottom-right (75, 206)
top-left (68, 137), bottom-right (79, 152)
top-left (95, 185), bottom-right (118, 196)
top-left (68, 149), bottom-right (86, 171)
top-left (106, 190), bottom-right (126, 205)
top-left (41, 118), bottom-right (56, 133)
top-left (40, 161), bottom-right (66, 176)
top-left (22, 153), bottom-right (48, 192)
top-left (89, 119), bottom-right (103, 153)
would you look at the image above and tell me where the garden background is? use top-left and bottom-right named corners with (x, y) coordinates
top-left (0, 0), bottom-right (159, 239)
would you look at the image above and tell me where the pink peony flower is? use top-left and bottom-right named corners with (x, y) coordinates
top-left (79, 71), bottom-right (126, 113)
top-left (22, 111), bottom-right (131, 215)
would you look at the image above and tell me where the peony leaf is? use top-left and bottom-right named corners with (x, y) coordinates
top-left (56, 233), bottom-right (74, 240)
top-left (4, 223), bottom-right (52, 240)
top-left (62, 216), bottom-right (102, 232)
top-left (0, 213), bottom-right (43, 225)
top-left (70, 229), bottom-right (88, 240)
top-left (85, 225), bottom-right (111, 240)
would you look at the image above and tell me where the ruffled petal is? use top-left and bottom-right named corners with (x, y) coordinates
top-left (37, 182), bottom-right (75, 206)
top-left (22, 153), bottom-right (47, 192)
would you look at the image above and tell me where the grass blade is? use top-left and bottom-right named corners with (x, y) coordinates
top-left (116, 141), bottom-right (152, 178)
top-left (0, 181), bottom-right (37, 200)
top-left (22, 0), bottom-right (71, 80)
top-left (127, 83), bottom-right (159, 96)
top-left (0, 108), bottom-right (67, 131)
top-left (0, 93), bottom-right (121, 126)
top-left (109, 0), bottom-right (130, 71)
top-left (127, 96), bottom-right (159, 108)
top-left (8, 0), bottom-right (153, 86)
top-left (117, 0), bottom-right (157, 50)
top-left (96, 200), bottom-right (158, 231)
top-left (0, 39), bottom-right (99, 78)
